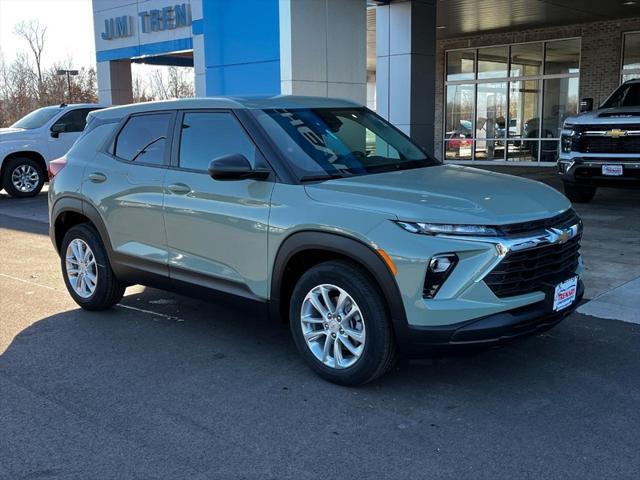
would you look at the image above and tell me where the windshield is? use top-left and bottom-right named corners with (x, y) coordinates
top-left (254, 107), bottom-right (438, 180)
top-left (11, 106), bottom-right (61, 129)
top-left (601, 83), bottom-right (640, 108)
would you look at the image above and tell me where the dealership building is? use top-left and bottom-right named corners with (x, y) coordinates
top-left (92, 0), bottom-right (640, 165)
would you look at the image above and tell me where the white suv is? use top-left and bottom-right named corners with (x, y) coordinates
top-left (1, 103), bottom-right (104, 198)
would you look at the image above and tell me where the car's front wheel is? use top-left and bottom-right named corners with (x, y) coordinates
top-left (564, 182), bottom-right (596, 203)
top-left (289, 260), bottom-right (397, 386)
top-left (60, 224), bottom-right (125, 310)
top-left (2, 157), bottom-right (46, 198)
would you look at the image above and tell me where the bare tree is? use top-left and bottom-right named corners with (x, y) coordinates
top-left (144, 66), bottom-right (194, 101)
top-left (15, 20), bottom-right (47, 100)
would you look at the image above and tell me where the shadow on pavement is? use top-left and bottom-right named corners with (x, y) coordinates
top-left (1, 287), bottom-right (639, 478)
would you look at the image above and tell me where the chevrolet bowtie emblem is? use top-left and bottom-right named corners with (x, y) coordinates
top-left (548, 227), bottom-right (572, 244)
top-left (604, 129), bottom-right (627, 138)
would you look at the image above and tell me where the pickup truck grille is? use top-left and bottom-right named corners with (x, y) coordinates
top-left (572, 136), bottom-right (640, 153)
top-left (484, 234), bottom-right (581, 298)
top-left (571, 125), bottom-right (640, 154)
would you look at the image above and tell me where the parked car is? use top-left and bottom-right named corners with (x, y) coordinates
top-left (49, 97), bottom-right (583, 385)
top-left (0, 103), bottom-right (104, 198)
top-left (560, 79), bottom-right (640, 202)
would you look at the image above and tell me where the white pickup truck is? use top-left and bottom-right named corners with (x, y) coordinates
top-left (560, 79), bottom-right (640, 202)
top-left (0, 104), bottom-right (104, 198)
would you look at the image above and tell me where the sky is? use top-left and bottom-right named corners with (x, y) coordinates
top-left (0, 0), bottom-right (95, 68)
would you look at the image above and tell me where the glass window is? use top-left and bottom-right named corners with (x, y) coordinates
top-left (11, 106), bottom-right (61, 129)
top-left (255, 108), bottom-right (435, 179)
top-left (445, 84), bottom-right (474, 136)
top-left (510, 43), bottom-right (543, 77)
top-left (444, 139), bottom-right (473, 160)
top-left (446, 50), bottom-right (475, 81)
top-left (478, 46), bottom-right (508, 79)
top-left (179, 113), bottom-right (258, 171)
top-left (601, 82), bottom-right (640, 108)
top-left (509, 80), bottom-right (540, 139)
top-left (115, 113), bottom-right (172, 165)
top-left (544, 39), bottom-right (580, 75)
top-left (55, 108), bottom-right (100, 133)
top-left (443, 39), bottom-right (579, 163)
top-left (541, 77), bottom-right (578, 138)
top-left (476, 82), bottom-right (507, 139)
top-left (507, 140), bottom-right (539, 162)
top-left (623, 32), bottom-right (640, 72)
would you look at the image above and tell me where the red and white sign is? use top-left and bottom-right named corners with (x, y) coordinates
top-left (553, 276), bottom-right (578, 312)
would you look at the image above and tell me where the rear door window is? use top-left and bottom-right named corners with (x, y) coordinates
top-left (55, 108), bottom-right (101, 132)
top-left (114, 113), bottom-right (172, 165)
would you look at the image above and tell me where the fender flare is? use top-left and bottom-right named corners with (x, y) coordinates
top-left (50, 197), bottom-right (114, 256)
top-left (269, 230), bottom-right (408, 332)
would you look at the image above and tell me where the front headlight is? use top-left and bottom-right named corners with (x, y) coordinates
top-left (561, 133), bottom-right (573, 153)
top-left (395, 221), bottom-right (499, 236)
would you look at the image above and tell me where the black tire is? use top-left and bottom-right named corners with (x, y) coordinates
top-left (289, 260), bottom-right (397, 386)
top-left (564, 182), bottom-right (596, 203)
top-left (2, 157), bottom-right (46, 198)
top-left (60, 223), bottom-right (125, 310)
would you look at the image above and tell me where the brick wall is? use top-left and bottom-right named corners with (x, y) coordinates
top-left (433, 18), bottom-right (640, 160)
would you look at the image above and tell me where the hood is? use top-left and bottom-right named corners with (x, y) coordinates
top-left (565, 106), bottom-right (640, 126)
top-left (304, 165), bottom-right (570, 225)
top-left (0, 127), bottom-right (26, 136)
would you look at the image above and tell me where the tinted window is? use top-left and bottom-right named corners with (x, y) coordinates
top-left (179, 112), bottom-right (258, 171)
top-left (56, 108), bottom-right (100, 133)
top-left (601, 83), bottom-right (640, 108)
top-left (115, 113), bottom-right (172, 165)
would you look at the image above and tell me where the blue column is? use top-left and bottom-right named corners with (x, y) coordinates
top-left (202, 0), bottom-right (280, 96)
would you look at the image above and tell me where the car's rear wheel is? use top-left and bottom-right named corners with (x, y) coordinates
top-left (564, 182), bottom-right (596, 203)
top-left (289, 260), bottom-right (397, 386)
top-left (2, 157), bottom-right (45, 198)
top-left (60, 223), bottom-right (125, 310)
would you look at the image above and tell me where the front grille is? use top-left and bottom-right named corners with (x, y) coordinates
top-left (497, 208), bottom-right (580, 237)
top-left (572, 136), bottom-right (640, 154)
top-left (572, 125), bottom-right (640, 154)
top-left (484, 234), bottom-right (581, 298)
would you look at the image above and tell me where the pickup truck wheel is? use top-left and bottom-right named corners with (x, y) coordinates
top-left (563, 182), bottom-right (596, 203)
top-left (2, 157), bottom-right (45, 198)
top-left (289, 260), bottom-right (397, 386)
top-left (60, 224), bottom-right (125, 310)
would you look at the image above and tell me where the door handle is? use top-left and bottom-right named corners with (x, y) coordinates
top-left (87, 172), bottom-right (107, 183)
top-left (167, 183), bottom-right (191, 195)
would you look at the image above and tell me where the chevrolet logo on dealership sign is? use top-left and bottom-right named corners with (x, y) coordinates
top-left (604, 129), bottom-right (628, 138)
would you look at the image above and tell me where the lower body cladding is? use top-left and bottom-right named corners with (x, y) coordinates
top-left (378, 211), bottom-right (584, 357)
top-left (396, 280), bottom-right (584, 357)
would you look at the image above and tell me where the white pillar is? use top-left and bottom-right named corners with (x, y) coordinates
top-left (191, 0), bottom-right (206, 97)
top-left (97, 60), bottom-right (133, 105)
top-left (279, 0), bottom-right (366, 104)
top-left (376, 0), bottom-right (436, 152)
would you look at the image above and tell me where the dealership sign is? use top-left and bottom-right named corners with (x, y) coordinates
top-left (101, 3), bottom-right (192, 40)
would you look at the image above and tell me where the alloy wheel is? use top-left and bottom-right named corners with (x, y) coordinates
top-left (300, 283), bottom-right (366, 369)
top-left (65, 238), bottom-right (98, 298)
top-left (11, 164), bottom-right (40, 193)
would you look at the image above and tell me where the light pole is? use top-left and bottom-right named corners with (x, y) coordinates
top-left (56, 69), bottom-right (79, 104)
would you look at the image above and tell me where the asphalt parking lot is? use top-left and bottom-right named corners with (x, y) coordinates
top-left (1, 183), bottom-right (639, 479)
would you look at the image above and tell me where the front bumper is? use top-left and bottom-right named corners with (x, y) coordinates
top-left (397, 279), bottom-right (583, 357)
top-left (559, 157), bottom-right (640, 187)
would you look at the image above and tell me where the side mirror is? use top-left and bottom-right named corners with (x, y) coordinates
top-left (579, 98), bottom-right (594, 113)
top-left (50, 123), bottom-right (66, 138)
top-left (207, 154), bottom-right (270, 181)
